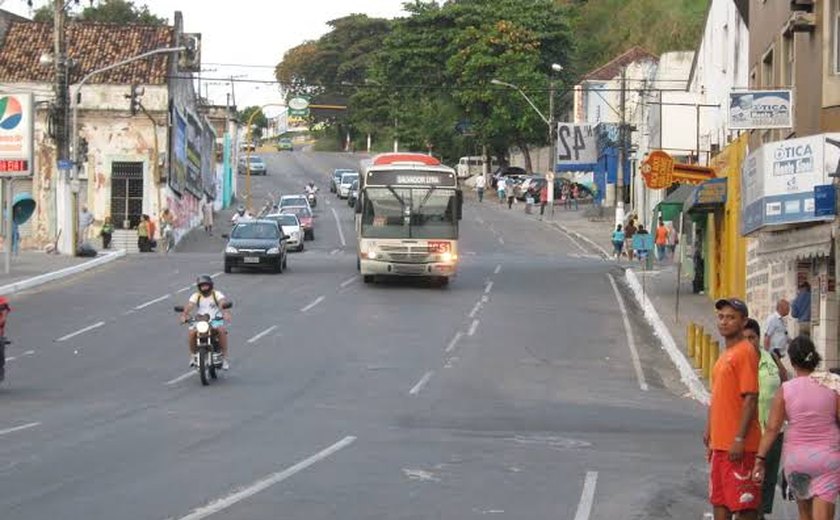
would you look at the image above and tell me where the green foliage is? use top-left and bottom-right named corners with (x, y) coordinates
top-left (238, 106), bottom-right (268, 141)
top-left (32, 0), bottom-right (167, 25)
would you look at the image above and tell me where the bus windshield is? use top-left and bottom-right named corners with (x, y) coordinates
top-left (361, 187), bottom-right (457, 239)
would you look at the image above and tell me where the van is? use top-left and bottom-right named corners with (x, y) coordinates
top-left (456, 156), bottom-right (498, 179)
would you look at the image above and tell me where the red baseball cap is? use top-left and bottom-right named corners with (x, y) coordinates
top-left (0, 296), bottom-right (12, 311)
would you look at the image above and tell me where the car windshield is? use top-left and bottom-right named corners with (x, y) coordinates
top-left (283, 207), bottom-right (311, 218)
top-left (231, 222), bottom-right (279, 239)
top-left (249, 157), bottom-right (264, 164)
top-left (361, 187), bottom-right (457, 239)
top-left (280, 197), bottom-right (307, 206)
top-left (341, 174), bottom-right (358, 184)
top-left (268, 214), bottom-right (299, 226)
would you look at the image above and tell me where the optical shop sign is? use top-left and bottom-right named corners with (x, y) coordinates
top-left (741, 133), bottom-right (840, 235)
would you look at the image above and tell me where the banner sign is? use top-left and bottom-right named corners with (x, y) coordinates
top-left (169, 108), bottom-right (187, 196)
top-left (555, 123), bottom-right (597, 167)
top-left (0, 93), bottom-right (33, 177)
top-left (186, 113), bottom-right (203, 197)
top-left (641, 150), bottom-right (715, 189)
top-left (288, 96), bottom-right (310, 118)
top-left (729, 90), bottom-right (793, 130)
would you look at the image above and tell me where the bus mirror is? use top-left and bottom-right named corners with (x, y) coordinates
top-left (456, 189), bottom-right (464, 220)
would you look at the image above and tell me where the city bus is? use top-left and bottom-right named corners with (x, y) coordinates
top-left (355, 153), bottom-right (463, 286)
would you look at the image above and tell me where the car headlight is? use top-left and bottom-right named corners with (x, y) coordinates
top-left (267, 247), bottom-right (280, 255)
top-left (292, 231), bottom-right (300, 238)
top-left (195, 321), bottom-right (211, 334)
top-left (225, 246), bottom-right (238, 254)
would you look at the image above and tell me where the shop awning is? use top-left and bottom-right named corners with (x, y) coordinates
top-left (654, 184), bottom-right (696, 222)
top-left (684, 178), bottom-right (727, 214)
top-left (755, 222), bottom-right (834, 262)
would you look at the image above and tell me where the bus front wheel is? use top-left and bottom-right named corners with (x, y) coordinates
top-left (363, 275), bottom-right (375, 284)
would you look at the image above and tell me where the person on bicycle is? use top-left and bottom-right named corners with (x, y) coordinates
top-left (179, 275), bottom-right (231, 370)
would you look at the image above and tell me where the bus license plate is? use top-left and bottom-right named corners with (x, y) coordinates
top-left (243, 257), bottom-right (260, 264)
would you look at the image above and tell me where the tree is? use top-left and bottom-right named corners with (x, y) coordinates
top-left (239, 106), bottom-right (268, 142)
top-left (32, 0), bottom-right (167, 25)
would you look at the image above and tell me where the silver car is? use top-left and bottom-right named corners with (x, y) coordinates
top-left (338, 172), bottom-right (359, 199)
top-left (265, 213), bottom-right (304, 252)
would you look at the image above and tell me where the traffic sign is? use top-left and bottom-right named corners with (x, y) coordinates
top-left (57, 159), bottom-right (74, 171)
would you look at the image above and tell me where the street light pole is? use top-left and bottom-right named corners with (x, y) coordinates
top-left (616, 67), bottom-right (627, 227)
top-left (547, 63), bottom-right (562, 219)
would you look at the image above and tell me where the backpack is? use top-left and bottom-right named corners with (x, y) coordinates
top-left (194, 290), bottom-right (220, 310)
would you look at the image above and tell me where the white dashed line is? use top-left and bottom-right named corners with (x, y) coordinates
top-left (247, 325), bottom-right (277, 344)
top-left (300, 296), bottom-right (325, 313)
top-left (494, 264), bottom-right (502, 275)
top-left (0, 422), bottom-right (40, 437)
top-left (484, 281), bottom-right (494, 294)
top-left (165, 371), bottom-right (195, 386)
top-left (174, 436), bottom-right (357, 520)
top-left (5, 350), bottom-right (34, 363)
top-left (573, 471), bottom-right (599, 520)
top-left (497, 236), bottom-right (505, 245)
top-left (176, 285), bottom-right (192, 294)
top-left (210, 272), bottom-right (224, 279)
top-left (339, 276), bottom-right (358, 288)
top-left (330, 248), bottom-right (341, 256)
top-left (607, 274), bottom-right (648, 392)
top-left (134, 294), bottom-right (171, 310)
top-left (468, 319), bottom-right (480, 336)
top-left (56, 321), bottom-right (105, 342)
top-left (409, 371), bottom-right (434, 395)
top-left (445, 331), bottom-right (463, 353)
top-left (331, 207), bottom-right (347, 247)
top-left (468, 301), bottom-right (482, 318)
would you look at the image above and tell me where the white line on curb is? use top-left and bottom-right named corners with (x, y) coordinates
top-left (339, 276), bottom-right (358, 289)
top-left (0, 250), bottom-right (126, 296)
top-left (468, 319), bottom-right (480, 336)
top-left (625, 269), bottom-right (710, 404)
top-left (445, 331), bottom-right (463, 353)
top-left (494, 264), bottom-right (502, 275)
top-left (607, 274), bottom-right (648, 392)
top-left (56, 321), bottom-right (105, 342)
top-left (555, 223), bottom-right (610, 259)
top-left (0, 422), bottom-right (41, 437)
top-left (174, 436), bottom-right (357, 520)
top-left (484, 281), bottom-right (494, 294)
top-left (468, 301), bottom-right (482, 319)
top-left (165, 372), bottom-right (194, 386)
top-left (331, 207), bottom-right (347, 247)
top-left (301, 296), bottom-right (325, 313)
top-left (134, 294), bottom-right (170, 310)
top-left (573, 471), bottom-right (599, 520)
top-left (409, 371), bottom-right (434, 395)
top-left (247, 325), bottom-right (277, 344)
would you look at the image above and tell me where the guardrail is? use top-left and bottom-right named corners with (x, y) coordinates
top-left (687, 322), bottom-right (720, 385)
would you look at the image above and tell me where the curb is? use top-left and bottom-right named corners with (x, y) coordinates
top-left (0, 250), bottom-right (127, 296)
top-left (624, 268), bottom-right (710, 405)
top-left (552, 222), bottom-right (611, 259)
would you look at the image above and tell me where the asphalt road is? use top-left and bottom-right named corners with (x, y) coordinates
top-left (0, 151), bottom-right (710, 519)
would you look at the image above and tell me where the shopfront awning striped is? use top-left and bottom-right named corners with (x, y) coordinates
top-left (755, 222), bottom-right (834, 262)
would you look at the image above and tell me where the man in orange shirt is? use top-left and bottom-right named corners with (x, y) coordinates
top-left (705, 297), bottom-right (762, 519)
top-left (654, 218), bottom-right (668, 262)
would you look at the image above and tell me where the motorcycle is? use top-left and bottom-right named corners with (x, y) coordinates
top-left (174, 301), bottom-right (233, 386)
top-left (306, 191), bottom-right (317, 208)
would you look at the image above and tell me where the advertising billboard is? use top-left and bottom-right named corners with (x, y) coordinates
top-left (169, 108), bottom-right (187, 195)
top-left (0, 93), bottom-right (34, 177)
top-left (729, 90), bottom-right (792, 130)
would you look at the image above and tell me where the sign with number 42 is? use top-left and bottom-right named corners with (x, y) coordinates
top-left (555, 123), bottom-right (597, 167)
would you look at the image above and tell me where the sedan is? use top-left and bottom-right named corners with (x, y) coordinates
top-left (238, 155), bottom-right (267, 176)
top-left (279, 194), bottom-right (310, 211)
top-left (277, 137), bottom-right (294, 151)
top-left (337, 172), bottom-right (359, 199)
top-left (281, 205), bottom-right (314, 241)
top-left (223, 219), bottom-right (288, 273)
top-left (265, 212), bottom-right (304, 252)
top-left (331, 168), bottom-right (356, 193)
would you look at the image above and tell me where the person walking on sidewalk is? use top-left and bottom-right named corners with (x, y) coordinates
top-left (100, 216), bottom-right (113, 249)
top-left (506, 183), bottom-right (516, 209)
top-left (655, 218), bottom-right (668, 262)
top-left (571, 184), bottom-right (580, 211)
top-left (611, 224), bottom-right (625, 260)
top-left (705, 297), bottom-right (762, 520)
top-left (624, 217), bottom-right (636, 261)
top-left (137, 215), bottom-right (151, 253)
top-left (475, 174), bottom-right (486, 203)
top-left (791, 282), bottom-right (811, 337)
top-left (78, 206), bottom-right (93, 244)
top-left (667, 221), bottom-right (679, 260)
top-left (752, 336), bottom-right (840, 520)
top-left (497, 177), bottom-right (506, 203)
top-left (562, 183), bottom-right (571, 210)
top-left (202, 198), bottom-right (214, 235)
top-left (744, 318), bottom-right (788, 519)
top-left (764, 299), bottom-right (791, 359)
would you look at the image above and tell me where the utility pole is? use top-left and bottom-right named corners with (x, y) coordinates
top-left (547, 74), bottom-right (556, 218)
top-left (616, 66), bottom-right (627, 226)
top-left (53, 0), bottom-right (75, 255)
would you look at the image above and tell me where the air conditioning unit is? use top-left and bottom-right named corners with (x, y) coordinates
top-left (788, 10), bottom-right (817, 33)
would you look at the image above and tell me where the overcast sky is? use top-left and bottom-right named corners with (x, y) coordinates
top-left (2, 0), bottom-right (407, 115)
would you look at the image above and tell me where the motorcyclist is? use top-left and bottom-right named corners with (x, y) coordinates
top-left (231, 205), bottom-right (253, 225)
top-left (304, 182), bottom-right (318, 195)
top-left (179, 275), bottom-right (231, 370)
top-left (0, 296), bottom-right (12, 381)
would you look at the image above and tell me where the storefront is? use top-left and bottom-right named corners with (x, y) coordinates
top-left (684, 178), bottom-right (727, 296)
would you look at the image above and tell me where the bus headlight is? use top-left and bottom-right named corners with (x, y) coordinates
top-left (441, 251), bottom-right (456, 263)
top-left (366, 250), bottom-right (377, 260)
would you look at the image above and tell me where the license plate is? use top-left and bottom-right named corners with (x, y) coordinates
top-left (243, 257), bottom-right (260, 264)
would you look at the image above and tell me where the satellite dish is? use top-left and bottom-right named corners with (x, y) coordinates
top-left (12, 192), bottom-right (35, 225)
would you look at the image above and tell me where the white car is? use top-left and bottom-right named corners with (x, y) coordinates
top-left (338, 172), bottom-right (359, 199)
top-left (279, 194), bottom-right (311, 211)
top-left (266, 213), bottom-right (304, 251)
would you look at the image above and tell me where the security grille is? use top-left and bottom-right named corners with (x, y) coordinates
top-left (111, 162), bottom-right (144, 230)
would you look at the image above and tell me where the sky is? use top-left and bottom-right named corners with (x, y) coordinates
top-left (1, 0), bottom-right (408, 116)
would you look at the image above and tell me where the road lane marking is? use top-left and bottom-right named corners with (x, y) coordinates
top-left (481, 295), bottom-right (489, 303)
top-left (494, 264), bottom-right (502, 275)
top-left (134, 294), bottom-right (171, 310)
top-left (210, 272), bottom-right (223, 279)
top-left (331, 207), bottom-right (347, 247)
top-left (176, 285), bottom-right (192, 294)
top-left (468, 301), bottom-right (482, 318)
top-left (573, 471), bottom-right (599, 520)
top-left (165, 371), bottom-right (195, 386)
top-left (484, 281), bottom-right (494, 294)
top-left (445, 331), bottom-right (463, 353)
top-left (607, 274), bottom-right (648, 392)
top-left (468, 319), bottom-right (480, 336)
top-left (56, 321), bottom-right (105, 342)
top-left (409, 371), bottom-right (434, 395)
top-left (301, 296), bottom-right (325, 313)
top-left (247, 325), bottom-right (277, 344)
top-left (330, 248), bottom-right (341, 255)
top-left (0, 422), bottom-right (40, 437)
top-left (175, 436), bottom-right (357, 520)
top-left (339, 276), bottom-right (358, 289)
top-left (497, 236), bottom-right (505, 245)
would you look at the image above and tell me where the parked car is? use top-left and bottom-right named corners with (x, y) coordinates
top-left (347, 179), bottom-right (360, 207)
top-left (277, 137), bottom-right (294, 151)
top-left (265, 212), bottom-right (304, 252)
top-left (337, 172), bottom-right (359, 199)
top-left (281, 205), bottom-right (315, 240)
top-left (331, 168), bottom-right (356, 193)
top-left (491, 166), bottom-right (528, 188)
top-left (279, 194), bottom-right (310, 211)
top-left (238, 155), bottom-right (267, 176)
top-left (223, 219), bottom-right (288, 273)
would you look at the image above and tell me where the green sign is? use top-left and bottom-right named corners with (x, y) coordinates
top-left (288, 97), bottom-right (310, 118)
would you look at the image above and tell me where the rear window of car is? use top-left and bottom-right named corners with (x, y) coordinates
top-left (341, 173), bottom-right (358, 183)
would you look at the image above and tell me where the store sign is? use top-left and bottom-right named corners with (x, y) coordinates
top-left (288, 97), bottom-right (310, 118)
top-left (0, 93), bottom-right (33, 177)
top-left (692, 178), bottom-right (727, 206)
top-left (555, 123), bottom-right (597, 168)
top-left (641, 150), bottom-right (716, 189)
top-left (729, 90), bottom-right (792, 130)
top-left (741, 133), bottom-right (839, 235)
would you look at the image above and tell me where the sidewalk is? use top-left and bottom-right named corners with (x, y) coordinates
top-left (0, 249), bottom-right (126, 296)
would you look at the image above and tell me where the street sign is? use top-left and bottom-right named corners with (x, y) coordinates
top-left (555, 123), bottom-right (597, 166)
top-left (288, 97), bottom-right (310, 118)
top-left (0, 93), bottom-right (34, 177)
top-left (57, 159), bottom-right (74, 171)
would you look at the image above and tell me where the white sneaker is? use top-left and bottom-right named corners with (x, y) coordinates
top-left (222, 359), bottom-right (230, 370)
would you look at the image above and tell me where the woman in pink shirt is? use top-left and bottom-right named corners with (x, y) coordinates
top-left (753, 336), bottom-right (840, 520)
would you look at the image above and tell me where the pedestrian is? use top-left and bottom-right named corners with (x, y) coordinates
top-left (147, 214), bottom-right (157, 251)
top-left (539, 182), bottom-right (549, 219)
top-left (611, 224), bottom-right (625, 260)
top-left (634, 225), bottom-right (650, 264)
top-left (497, 177), bottom-right (506, 203)
top-left (562, 183), bottom-right (571, 210)
top-left (764, 299), bottom-right (791, 359)
top-left (137, 215), bottom-right (150, 253)
top-left (667, 221), bottom-right (679, 260)
top-left (79, 205), bottom-right (93, 243)
top-left (10, 220), bottom-right (19, 256)
top-left (100, 216), bottom-right (113, 249)
top-left (655, 218), bottom-right (668, 262)
top-left (507, 182), bottom-right (516, 209)
top-left (744, 318), bottom-right (788, 519)
top-left (475, 174), bottom-right (486, 203)
top-left (571, 183), bottom-right (580, 210)
top-left (752, 336), bottom-right (840, 520)
top-left (705, 297), bottom-right (762, 519)
top-left (202, 198), bottom-right (214, 235)
top-left (624, 217), bottom-right (636, 260)
top-left (791, 282), bottom-right (811, 337)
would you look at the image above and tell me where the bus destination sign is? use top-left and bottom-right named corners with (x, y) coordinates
top-left (367, 170), bottom-right (456, 187)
